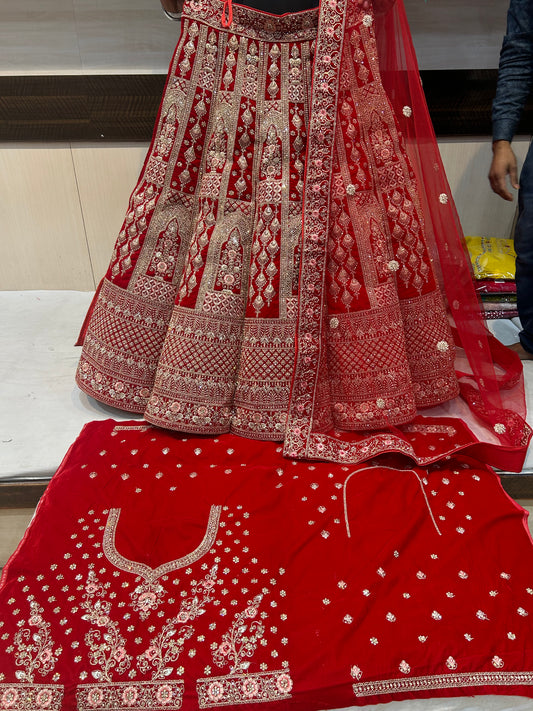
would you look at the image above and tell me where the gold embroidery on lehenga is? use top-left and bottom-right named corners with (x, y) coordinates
top-left (77, 8), bottom-right (317, 436)
top-left (78, 0), bottom-right (458, 445)
top-left (285, 0), bottom-right (459, 459)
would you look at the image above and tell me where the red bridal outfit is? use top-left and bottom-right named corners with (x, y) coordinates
top-left (76, 0), bottom-right (530, 469)
top-left (3, 3), bottom-right (533, 704)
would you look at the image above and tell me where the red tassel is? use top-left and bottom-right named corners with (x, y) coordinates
top-left (221, 0), bottom-right (233, 27)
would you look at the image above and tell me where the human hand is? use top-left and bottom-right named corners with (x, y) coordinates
top-left (489, 140), bottom-right (519, 201)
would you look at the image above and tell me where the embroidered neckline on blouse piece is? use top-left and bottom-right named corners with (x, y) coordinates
top-left (103, 505), bottom-right (222, 582)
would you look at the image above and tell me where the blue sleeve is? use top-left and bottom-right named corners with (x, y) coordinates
top-left (492, 0), bottom-right (533, 142)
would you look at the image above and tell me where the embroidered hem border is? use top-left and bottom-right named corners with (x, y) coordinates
top-left (352, 671), bottom-right (533, 697)
top-left (196, 670), bottom-right (292, 707)
top-left (76, 680), bottom-right (184, 710)
top-left (0, 684), bottom-right (63, 710)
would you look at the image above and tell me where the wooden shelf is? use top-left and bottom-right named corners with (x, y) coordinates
top-left (2, 71), bottom-right (532, 142)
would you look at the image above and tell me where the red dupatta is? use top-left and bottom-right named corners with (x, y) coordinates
top-left (284, 0), bottom-right (531, 470)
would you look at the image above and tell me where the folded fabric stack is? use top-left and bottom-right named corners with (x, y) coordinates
top-left (475, 279), bottom-right (518, 320)
top-left (465, 236), bottom-right (518, 319)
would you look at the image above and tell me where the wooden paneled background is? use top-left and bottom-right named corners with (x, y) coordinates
top-left (0, 0), bottom-right (531, 291)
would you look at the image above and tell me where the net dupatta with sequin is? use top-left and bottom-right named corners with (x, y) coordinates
top-left (284, 0), bottom-right (531, 471)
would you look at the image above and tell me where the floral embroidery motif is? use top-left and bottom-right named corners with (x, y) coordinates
top-left (399, 660), bottom-right (411, 675)
top-left (12, 600), bottom-right (61, 683)
top-left (351, 665), bottom-right (363, 680)
top-left (196, 594), bottom-right (292, 706)
top-left (212, 595), bottom-right (264, 673)
top-left (197, 670), bottom-right (293, 708)
top-left (138, 566), bottom-right (218, 679)
top-left (76, 680), bottom-right (184, 710)
top-left (80, 570), bottom-right (132, 681)
top-left (130, 581), bottom-right (167, 621)
top-left (0, 684), bottom-right (63, 710)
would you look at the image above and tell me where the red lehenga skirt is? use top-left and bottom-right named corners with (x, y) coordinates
top-left (76, 0), bottom-right (530, 469)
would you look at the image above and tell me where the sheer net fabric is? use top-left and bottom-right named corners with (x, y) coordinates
top-left (76, 0), bottom-right (530, 470)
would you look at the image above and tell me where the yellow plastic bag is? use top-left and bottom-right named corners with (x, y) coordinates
top-left (464, 236), bottom-right (516, 280)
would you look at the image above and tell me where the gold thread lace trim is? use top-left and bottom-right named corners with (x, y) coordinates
top-left (103, 505), bottom-right (222, 582)
top-left (353, 671), bottom-right (533, 697)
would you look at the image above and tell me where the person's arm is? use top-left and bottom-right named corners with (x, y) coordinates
top-left (489, 0), bottom-right (533, 200)
top-left (489, 141), bottom-right (519, 201)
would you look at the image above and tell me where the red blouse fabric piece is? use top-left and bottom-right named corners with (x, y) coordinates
top-left (1, 420), bottom-right (533, 710)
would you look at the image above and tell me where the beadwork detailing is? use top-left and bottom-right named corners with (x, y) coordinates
top-left (0, 685), bottom-right (63, 710)
top-left (197, 669), bottom-right (292, 707)
top-left (352, 671), bottom-right (533, 697)
top-left (76, 680), bottom-right (185, 710)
